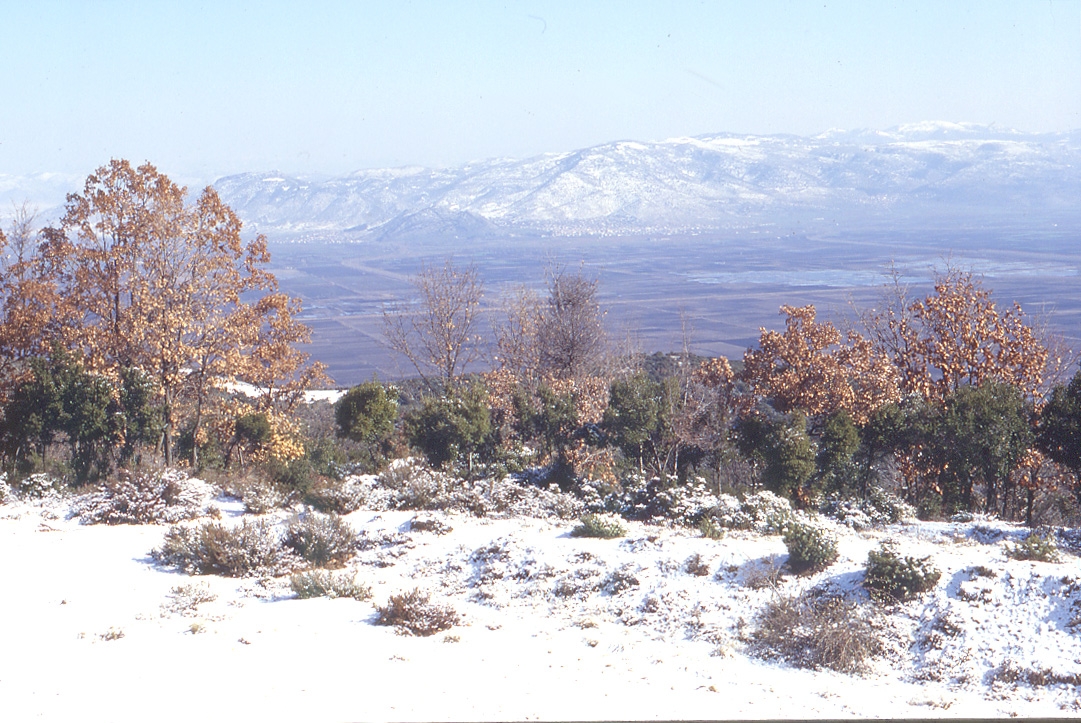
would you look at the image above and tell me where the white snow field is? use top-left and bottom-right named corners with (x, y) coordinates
top-left (1, 481), bottom-right (1080, 721)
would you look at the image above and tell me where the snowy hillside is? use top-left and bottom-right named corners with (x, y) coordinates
top-left (212, 122), bottom-right (1081, 241)
top-left (2, 473), bottom-right (1080, 721)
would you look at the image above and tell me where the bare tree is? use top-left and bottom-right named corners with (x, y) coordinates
top-left (383, 259), bottom-right (484, 387)
top-left (493, 283), bottom-right (542, 381)
top-left (4, 202), bottom-right (38, 269)
top-left (538, 263), bottom-right (606, 379)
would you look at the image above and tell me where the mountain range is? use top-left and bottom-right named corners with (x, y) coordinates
top-left (211, 121), bottom-right (1081, 242)
top-left (5, 122), bottom-right (1080, 241)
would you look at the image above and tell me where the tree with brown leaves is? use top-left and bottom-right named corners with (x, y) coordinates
top-left (860, 267), bottom-right (1049, 404)
top-left (35, 160), bottom-right (326, 466)
top-left (742, 305), bottom-right (900, 424)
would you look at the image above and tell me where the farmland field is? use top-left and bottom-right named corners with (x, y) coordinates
top-left (268, 225), bottom-right (1081, 386)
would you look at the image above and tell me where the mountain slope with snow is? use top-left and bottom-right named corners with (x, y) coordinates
top-left (211, 123), bottom-right (1081, 241)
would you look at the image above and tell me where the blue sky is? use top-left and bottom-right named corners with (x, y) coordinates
top-left (2, 0), bottom-right (1079, 181)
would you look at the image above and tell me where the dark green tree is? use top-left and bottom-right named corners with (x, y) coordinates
top-left (335, 381), bottom-right (398, 467)
top-left (761, 410), bottom-right (816, 500)
top-left (118, 366), bottom-right (162, 465)
top-left (816, 409), bottom-right (860, 495)
top-left (935, 381), bottom-right (1032, 515)
top-left (513, 383), bottom-right (578, 479)
top-left (1038, 370), bottom-right (1081, 474)
top-left (404, 383), bottom-right (492, 476)
top-left (602, 373), bottom-right (683, 479)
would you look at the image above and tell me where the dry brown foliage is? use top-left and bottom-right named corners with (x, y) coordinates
top-left (742, 305), bottom-right (900, 424)
top-left (860, 267), bottom-right (1050, 404)
top-left (22, 160), bottom-right (325, 466)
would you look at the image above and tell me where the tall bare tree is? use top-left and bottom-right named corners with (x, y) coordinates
top-left (383, 259), bottom-right (484, 388)
top-left (537, 263), bottom-right (606, 380)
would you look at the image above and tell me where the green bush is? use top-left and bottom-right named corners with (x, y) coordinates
top-left (863, 544), bottom-right (941, 602)
top-left (290, 570), bottom-right (371, 600)
top-left (152, 519), bottom-right (299, 577)
top-left (404, 384), bottom-right (492, 475)
top-left (783, 521), bottom-right (838, 574)
top-left (1004, 532), bottom-right (1061, 563)
top-left (376, 588), bottom-right (460, 636)
top-left (570, 513), bottom-right (626, 539)
top-left (335, 381), bottom-right (398, 469)
top-left (282, 512), bottom-right (357, 568)
top-left (698, 516), bottom-right (725, 540)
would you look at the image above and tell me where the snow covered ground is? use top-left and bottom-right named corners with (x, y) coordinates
top-left (1, 486), bottom-right (1079, 721)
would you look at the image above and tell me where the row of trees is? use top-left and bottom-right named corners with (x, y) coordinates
top-left (0, 161), bottom-right (326, 482)
top-left (3, 159), bottom-right (1079, 526)
top-left (372, 258), bottom-right (1080, 523)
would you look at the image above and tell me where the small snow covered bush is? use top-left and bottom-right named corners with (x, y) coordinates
top-left (290, 570), bottom-right (370, 600)
top-left (783, 520), bottom-right (838, 574)
top-left (863, 544), bottom-right (941, 602)
top-left (75, 468), bottom-right (214, 525)
top-left (571, 513), bottom-right (626, 538)
top-left (376, 588), bottom-right (460, 636)
top-left (282, 512), bottom-right (357, 568)
top-left (821, 488), bottom-right (916, 530)
top-left (705, 491), bottom-right (794, 534)
top-left (1004, 531), bottom-right (1061, 563)
top-left (606, 474), bottom-right (720, 525)
top-left (153, 519), bottom-right (299, 577)
top-left (12, 472), bottom-right (64, 499)
top-left (305, 475), bottom-right (369, 514)
top-left (160, 583), bottom-right (218, 617)
top-left (238, 476), bottom-right (292, 515)
top-left (753, 591), bottom-right (883, 673)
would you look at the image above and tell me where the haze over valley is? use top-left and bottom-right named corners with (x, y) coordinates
top-left (223, 123), bottom-right (1081, 385)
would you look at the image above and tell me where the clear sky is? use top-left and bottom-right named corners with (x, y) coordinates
top-left (2, 0), bottom-right (1080, 183)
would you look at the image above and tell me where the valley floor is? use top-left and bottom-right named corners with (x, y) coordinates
top-left (1, 490), bottom-right (1079, 721)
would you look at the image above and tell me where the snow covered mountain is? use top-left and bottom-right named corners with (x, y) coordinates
top-left (213, 122), bottom-right (1081, 241)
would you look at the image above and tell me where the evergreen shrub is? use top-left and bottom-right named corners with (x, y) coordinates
top-left (863, 544), bottom-right (941, 601)
top-left (783, 520), bottom-right (838, 574)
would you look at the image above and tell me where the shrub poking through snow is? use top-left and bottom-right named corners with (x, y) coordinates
top-left (1004, 531), bottom-right (1061, 563)
top-left (160, 583), bottom-right (218, 617)
top-left (863, 544), bottom-right (941, 602)
top-left (571, 513), bottom-right (626, 538)
top-left (753, 591), bottom-right (883, 673)
top-left (704, 491), bottom-right (794, 534)
top-left (821, 488), bottom-right (916, 530)
top-left (11, 473), bottom-right (64, 499)
top-left (282, 512), bottom-right (357, 568)
top-left (684, 553), bottom-right (712, 577)
top-left (698, 516), bottom-right (724, 540)
top-left (290, 570), bottom-right (371, 600)
top-left (783, 520), bottom-right (838, 574)
top-left (75, 468), bottom-right (213, 525)
top-left (152, 519), bottom-right (299, 577)
top-left (376, 588), bottom-right (460, 636)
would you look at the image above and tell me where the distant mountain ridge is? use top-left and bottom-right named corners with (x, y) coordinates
top-left (10, 123), bottom-right (1081, 239)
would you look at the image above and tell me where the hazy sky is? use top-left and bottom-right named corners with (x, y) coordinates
top-left (3, 0), bottom-right (1080, 182)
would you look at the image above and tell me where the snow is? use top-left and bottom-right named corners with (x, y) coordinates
top-left (1, 490), bottom-right (1079, 721)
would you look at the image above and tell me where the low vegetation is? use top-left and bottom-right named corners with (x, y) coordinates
top-left (753, 591), bottom-right (884, 673)
top-left (290, 570), bottom-right (371, 600)
top-left (782, 520), bottom-right (839, 574)
top-left (1004, 532), bottom-right (1061, 563)
top-left (863, 544), bottom-right (941, 602)
top-left (571, 513), bottom-right (626, 539)
top-left (376, 588), bottom-right (460, 636)
top-left (152, 519), bottom-right (300, 577)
